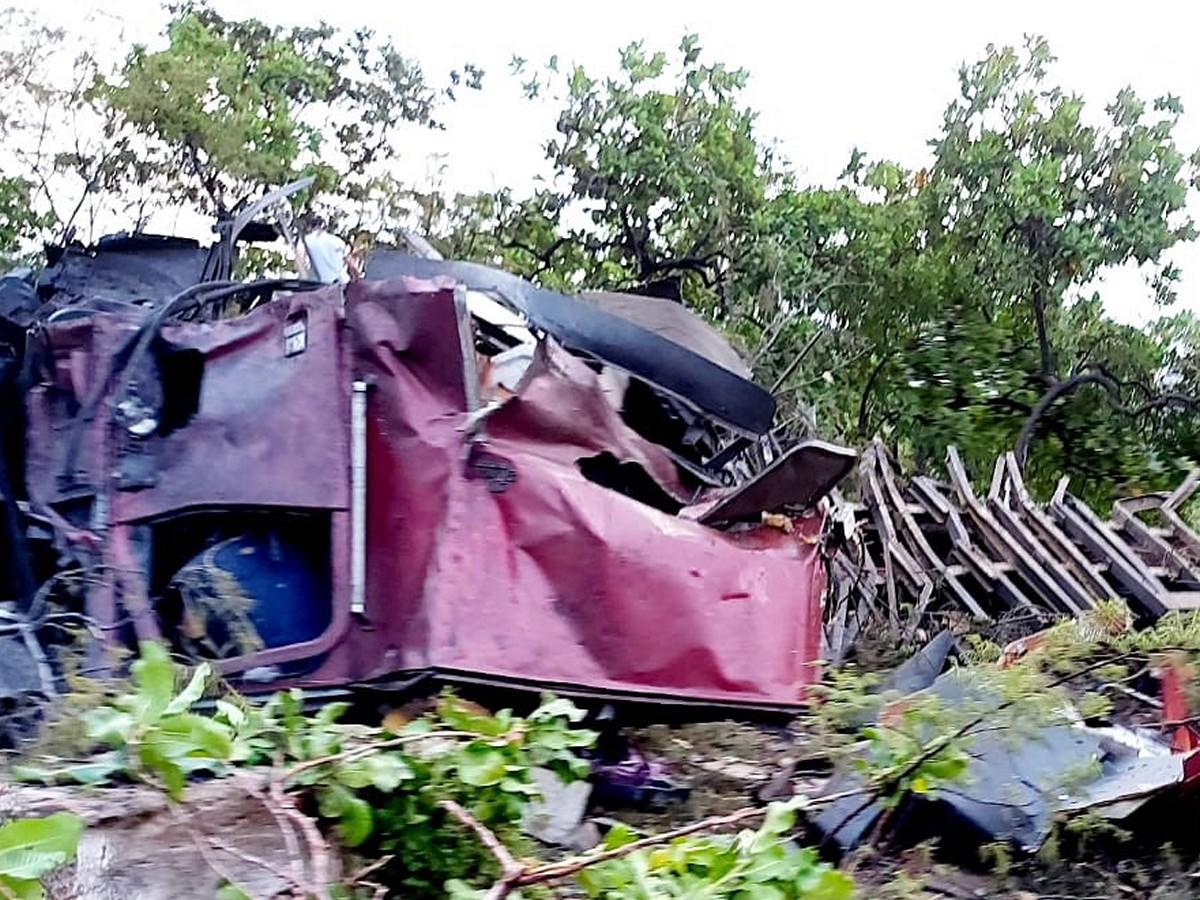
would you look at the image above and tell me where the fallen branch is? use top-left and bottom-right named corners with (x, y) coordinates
top-left (440, 800), bottom-right (524, 899)
top-left (242, 775), bottom-right (305, 889)
top-left (172, 807), bottom-right (271, 900)
top-left (826, 648), bottom-right (1150, 844)
top-left (443, 787), bottom-right (869, 897)
top-left (283, 730), bottom-right (476, 782)
top-left (342, 854), bottom-right (395, 886)
top-left (206, 836), bottom-right (304, 892)
top-left (269, 775), bottom-right (332, 899)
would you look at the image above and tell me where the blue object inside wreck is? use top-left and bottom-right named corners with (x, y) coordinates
top-left (171, 528), bottom-right (331, 655)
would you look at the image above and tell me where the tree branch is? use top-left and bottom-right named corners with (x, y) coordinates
top-left (442, 788), bottom-right (869, 897)
top-left (857, 351), bottom-right (895, 438)
top-left (440, 800), bottom-right (523, 900)
top-left (1015, 363), bottom-right (1200, 469)
top-left (769, 329), bottom-right (825, 394)
top-left (283, 730), bottom-right (475, 782)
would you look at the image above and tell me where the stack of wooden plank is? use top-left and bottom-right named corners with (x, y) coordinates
top-left (825, 441), bottom-right (1200, 660)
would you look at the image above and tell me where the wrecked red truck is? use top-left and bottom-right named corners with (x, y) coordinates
top-left (0, 211), bottom-right (855, 732)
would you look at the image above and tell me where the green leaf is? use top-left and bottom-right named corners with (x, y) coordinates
top-left (737, 886), bottom-right (786, 900)
top-left (163, 663), bottom-right (211, 716)
top-left (216, 882), bottom-right (253, 900)
top-left (138, 744), bottom-right (186, 799)
top-left (155, 713), bottom-right (234, 761)
top-left (921, 753), bottom-right (969, 784)
top-left (130, 641), bottom-right (176, 721)
top-left (528, 696), bottom-right (587, 724)
top-left (759, 802), bottom-right (796, 838)
top-left (456, 745), bottom-right (508, 787)
top-left (437, 697), bottom-right (506, 737)
top-left (335, 754), bottom-right (412, 792)
top-left (60, 753), bottom-right (125, 786)
top-left (315, 702), bottom-right (351, 725)
top-left (83, 707), bottom-right (136, 748)
top-left (796, 868), bottom-right (856, 900)
top-left (0, 876), bottom-right (44, 900)
top-left (316, 785), bottom-right (373, 847)
top-left (214, 700), bottom-right (246, 729)
top-left (0, 814), bottom-right (83, 880)
top-left (337, 795), bottom-right (373, 847)
top-left (601, 823), bottom-right (639, 850)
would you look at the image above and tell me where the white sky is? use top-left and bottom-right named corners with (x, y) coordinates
top-left (32, 0), bottom-right (1200, 325)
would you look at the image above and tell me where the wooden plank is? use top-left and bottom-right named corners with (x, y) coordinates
top-left (1165, 470), bottom-right (1200, 512)
top-left (945, 447), bottom-right (1077, 616)
top-left (990, 500), bottom-right (1090, 614)
top-left (1161, 508), bottom-right (1200, 563)
top-left (1161, 591), bottom-right (1200, 611)
top-left (917, 462), bottom-right (1039, 615)
top-left (911, 476), bottom-right (952, 521)
top-left (999, 453), bottom-right (1111, 604)
top-left (1113, 499), bottom-right (1200, 582)
top-left (1049, 495), bottom-right (1168, 617)
top-left (871, 445), bottom-right (989, 620)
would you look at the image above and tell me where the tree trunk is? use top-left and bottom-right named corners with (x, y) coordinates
top-left (1032, 283), bottom-right (1056, 379)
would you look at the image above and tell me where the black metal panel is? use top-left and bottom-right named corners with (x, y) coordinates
top-left (365, 252), bottom-right (776, 436)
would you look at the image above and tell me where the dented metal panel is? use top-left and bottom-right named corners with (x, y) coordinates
top-left (17, 275), bottom-right (836, 707)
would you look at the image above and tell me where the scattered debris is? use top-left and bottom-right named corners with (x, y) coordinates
top-left (521, 767), bottom-right (596, 850)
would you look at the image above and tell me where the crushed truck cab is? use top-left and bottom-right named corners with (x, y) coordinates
top-left (0, 233), bottom-right (854, 720)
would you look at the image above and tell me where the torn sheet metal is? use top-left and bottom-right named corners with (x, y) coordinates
top-left (363, 253), bottom-right (776, 436)
top-left (37, 234), bottom-right (212, 314)
top-left (693, 441), bottom-right (857, 525)
top-left (340, 278), bottom-right (828, 705)
top-left (578, 290), bottom-right (752, 379)
top-left (815, 659), bottom-right (1199, 854)
top-left (17, 275), bottom-right (843, 708)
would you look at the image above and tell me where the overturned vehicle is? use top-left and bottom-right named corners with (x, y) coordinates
top-left (0, 211), bottom-right (855, 728)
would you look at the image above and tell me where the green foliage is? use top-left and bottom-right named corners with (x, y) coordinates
top-left (0, 813), bottom-right (83, 900)
top-left (323, 694), bottom-right (593, 897)
top-left (0, 176), bottom-right (46, 260)
top-left (441, 33), bottom-right (1200, 505)
top-left (576, 801), bottom-right (855, 899)
top-left (16, 642), bottom-right (232, 797)
top-left (92, 2), bottom-right (469, 219)
top-left (447, 35), bottom-right (772, 313)
top-left (979, 840), bottom-right (1013, 879)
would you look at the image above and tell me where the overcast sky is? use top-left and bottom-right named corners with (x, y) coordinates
top-left (37, 0), bottom-right (1200, 325)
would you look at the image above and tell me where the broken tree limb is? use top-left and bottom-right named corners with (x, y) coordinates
top-left (3, 776), bottom-right (336, 900)
top-left (443, 788), bottom-right (870, 897)
top-left (441, 800), bottom-right (525, 899)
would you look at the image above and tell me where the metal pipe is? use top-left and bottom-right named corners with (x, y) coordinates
top-left (350, 380), bottom-right (368, 615)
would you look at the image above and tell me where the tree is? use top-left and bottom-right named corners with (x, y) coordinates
top-left (897, 37), bottom-right (1200, 496)
top-left (446, 36), bottom-right (773, 311)
top-left (451, 35), bottom-right (1200, 503)
top-left (0, 176), bottom-right (44, 262)
top-left (0, 7), bottom-right (110, 252)
top-left (727, 38), bottom-right (1200, 500)
top-left (93, 3), bottom-right (479, 220)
